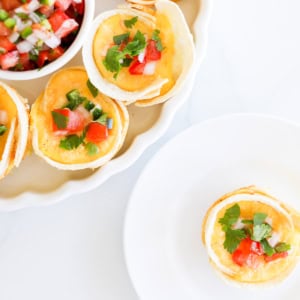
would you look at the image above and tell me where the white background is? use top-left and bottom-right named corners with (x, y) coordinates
top-left (1, 0), bottom-right (300, 299)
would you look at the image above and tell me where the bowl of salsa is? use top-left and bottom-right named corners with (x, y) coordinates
top-left (0, 0), bottom-right (94, 80)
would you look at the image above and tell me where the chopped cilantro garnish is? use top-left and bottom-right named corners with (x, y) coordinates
top-left (0, 124), bottom-right (7, 136)
top-left (124, 16), bottom-right (138, 28)
top-left (241, 219), bottom-right (253, 225)
top-left (252, 223), bottom-right (272, 242)
top-left (65, 89), bottom-right (85, 110)
top-left (96, 113), bottom-right (107, 126)
top-left (152, 29), bottom-right (163, 51)
top-left (113, 32), bottom-right (130, 45)
top-left (253, 212), bottom-right (267, 226)
top-left (85, 142), bottom-right (99, 156)
top-left (275, 242), bottom-right (291, 253)
top-left (121, 57), bottom-right (133, 67)
top-left (261, 239), bottom-right (276, 256)
top-left (224, 228), bottom-right (246, 254)
top-left (51, 111), bottom-right (68, 129)
top-left (218, 204), bottom-right (240, 231)
top-left (92, 108), bottom-right (102, 120)
top-left (84, 100), bottom-right (95, 111)
top-left (103, 30), bottom-right (146, 78)
top-left (87, 79), bottom-right (99, 98)
top-left (59, 134), bottom-right (84, 150)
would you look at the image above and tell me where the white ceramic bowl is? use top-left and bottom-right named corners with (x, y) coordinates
top-left (0, 1), bottom-right (95, 81)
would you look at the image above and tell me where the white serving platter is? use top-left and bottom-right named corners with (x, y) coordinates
top-left (0, 0), bottom-right (212, 210)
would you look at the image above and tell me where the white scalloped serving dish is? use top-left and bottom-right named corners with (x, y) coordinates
top-left (0, 0), bottom-right (212, 211)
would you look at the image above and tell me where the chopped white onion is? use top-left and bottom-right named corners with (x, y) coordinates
top-left (232, 218), bottom-right (245, 230)
top-left (45, 34), bottom-right (61, 49)
top-left (143, 61), bottom-right (157, 75)
top-left (8, 32), bottom-right (20, 43)
top-left (33, 29), bottom-right (50, 41)
top-left (0, 110), bottom-right (8, 125)
top-left (267, 232), bottom-right (281, 248)
top-left (73, 0), bottom-right (82, 3)
top-left (265, 217), bottom-right (273, 226)
top-left (16, 40), bottom-right (34, 53)
top-left (15, 0), bottom-right (40, 13)
top-left (76, 106), bottom-right (91, 122)
top-left (26, 33), bottom-right (39, 45)
top-left (29, 12), bottom-right (41, 24)
top-left (55, 19), bottom-right (78, 39)
top-left (138, 50), bottom-right (145, 63)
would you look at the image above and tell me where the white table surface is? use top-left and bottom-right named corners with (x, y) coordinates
top-left (1, 0), bottom-right (300, 299)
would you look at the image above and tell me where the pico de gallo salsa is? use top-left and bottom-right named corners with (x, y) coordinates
top-left (0, 0), bottom-right (84, 71)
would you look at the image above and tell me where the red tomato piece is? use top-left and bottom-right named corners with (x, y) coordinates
top-left (72, 0), bottom-right (84, 15)
top-left (0, 36), bottom-right (17, 52)
top-left (1, 0), bottom-right (22, 11)
top-left (145, 40), bottom-right (161, 62)
top-left (52, 108), bottom-right (85, 134)
top-left (129, 58), bottom-right (146, 75)
top-left (19, 52), bottom-right (35, 70)
top-left (38, 5), bottom-right (54, 18)
top-left (55, 0), bottom-right (72, 11)
top-left (48, 46), bottom-right (65, 61)
top-left (232, 237), bottom-right (263, 268)
top-left (86, 122), bottom-right (108, 143)
top-left (264, 251), bottom-right (288, 263)
top-left (0, 22), bottom-right (12, 36)
top-left (48, 10), bottom-right (70, 32)
top-left (0, 51), bottom-right (19, 70)
top-left (37, 50), bottom-right (49, 68)
top-left (54, 18), bottom-right (78, 39)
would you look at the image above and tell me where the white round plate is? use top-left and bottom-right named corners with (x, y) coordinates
top-left (124, 114), bottom-right (300, 300)
top-left (0, 0), bottom-right (212, 210)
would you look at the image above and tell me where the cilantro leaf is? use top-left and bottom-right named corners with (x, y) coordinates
top-left (218, 204), bottom-right (240, 231)
top-left (121, 57), bottom-right (133, 67)
top-left (65, 89), bottom-right (85, 110)
top-left (92, 108), bottom-right (102, 121)
top-left (152, 29), bottom-right (163, 51)
top-left (87, 79), bottom-right (99, 98)
top-left (275, 242), bottom-right (291, 253)
top-left (85, 142), bottom-right (99, 156)
top-left (84, 100), bottom-right (95, 111)
top-left (124, 16), bottom-right (138, 28)
top-left (242, 219), bottom-right (253, 225)
top-left (113, 32), bottom-right (130, 45)
top-left (59, 134), bottom-right (83, 150)
top-left (0, 124), bottom-right (7, 136)
top-left (102, 46), bottom-right (123, 78)
top-left (124, 30), bottom-right (146, 56)
top-left (261, 239), bottom-right (276, 256)
top-left (252, 223), bottom-right (272, 242)
top-left (223, 228), bottom-right (247, 254)
top-left (51, 111), bottom-right (68, 129)
top-left (253, 212), bottom-right (267, 226)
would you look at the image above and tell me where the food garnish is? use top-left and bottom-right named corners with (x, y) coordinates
top-left (219, 203), bottom-right (291, 268)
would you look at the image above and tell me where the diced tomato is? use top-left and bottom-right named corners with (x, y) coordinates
top-left (0, 22), bottom-right (12, 37)
top-left (129, 58), bottom-right (146, 75)
top-left (55, 18), bottom-right (78, 39)
top-left (0, 51), bottom-right (19, 70)
top-left (38, 5), bottom-right (54, 18)
top-left (72, 0), bottom-right (84, 15)
top-left (55, 0), bottom-right (72, 11)
top-left (0, 36), bottom-right (16, 52)
top-left (52, 108), bottom-right (85, 134)
top-left (232, 237), bottom-right (263, 268)
top-left (1, 0), bottom-right (22, 11)
top-left (48, 10), bottom-right (70, 32)
top-left (86, 122), bottom-right (108, 143)
top-left (18, 52), bottom-right (35, 70)
top-left (48, 46), bottom-right (65, 61)
top-left (37, 50), bottom-right (49, 68)
top-left (145, 40), bottom-right (161, 62)
top-left (264, 251), bottom-right (288, 263)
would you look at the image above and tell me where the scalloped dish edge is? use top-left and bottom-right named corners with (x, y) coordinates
top-left (0, 0), bottom-right (213, 211)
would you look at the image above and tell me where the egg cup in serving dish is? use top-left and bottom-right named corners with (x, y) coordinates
top-left (0, 0), bottom-right (211, 210)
